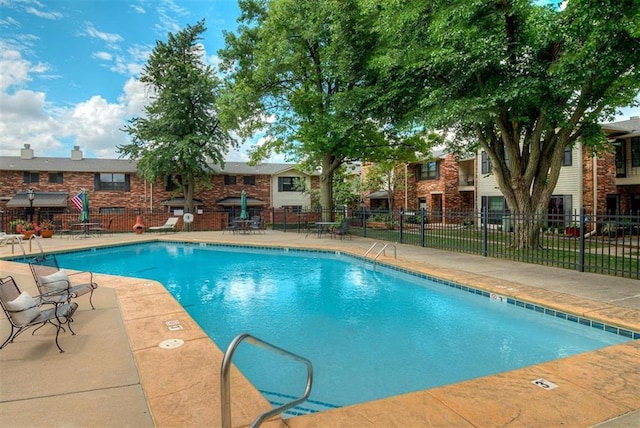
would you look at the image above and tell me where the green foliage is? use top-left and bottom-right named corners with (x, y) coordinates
top-left (119, 20), bottom-right (236, 212)
top-left (219, 0), bottom-right (432, 210)
top-left (371, 0), bottom-right (640, 247)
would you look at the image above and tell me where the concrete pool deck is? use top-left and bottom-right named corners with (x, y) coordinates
top-left (1, 230), bottom-right (639, 427)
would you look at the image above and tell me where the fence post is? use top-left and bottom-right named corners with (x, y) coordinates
top-left (399, 208), bottom-right (404, 244)
top-left (482, 206), bottom-right (488, 257)
top-left (363, 207), bottom-right (367, 237)
top-left (420, 207), bottom-right (425, 247)
top-left (578, 208), bottom-right (585, 272)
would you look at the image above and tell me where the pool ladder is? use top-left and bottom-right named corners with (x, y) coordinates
top-left (220, 333), bottom-right (313, 428)
top-left (9, 234), bottom-right (45, 256)
top-left (363, 242), bottom-right (396, 269)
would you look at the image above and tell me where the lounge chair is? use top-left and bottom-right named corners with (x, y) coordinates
top-left (331, 220), bottom-right (352, 240)
top-left (0, 232), bottom-right (24, 245)
top-left (148, 217), bottom-right (179, 233)
top-left (29, 254), bottom-right (98, 309)
top-left (0, 275), bottom-right (78, 353)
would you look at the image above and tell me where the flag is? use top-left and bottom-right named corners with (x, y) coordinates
top-left (71, 192), bottom-right (83, 210)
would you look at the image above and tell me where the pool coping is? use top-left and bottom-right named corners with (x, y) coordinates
top-left (2, 234), bottom-right (640, 427)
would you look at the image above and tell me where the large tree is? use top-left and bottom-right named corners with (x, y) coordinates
top-left (218, 0), bottom-right (429, 212)
top-left (371, 0), bottom-right (640, 248)
top-left (119, 20), bottom-right (235, 214)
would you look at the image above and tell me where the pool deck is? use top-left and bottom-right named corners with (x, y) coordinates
top-left (1, 230), bottom-right (639, 427)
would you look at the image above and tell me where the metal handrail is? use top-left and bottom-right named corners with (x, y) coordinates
top-left (374, 243), bottom-right (396, 262)
top-left (363, 242), bottom-right (396, 270)
top-left (363, 241), bottom-right (381, 259)
top-left (29, 234), bottom-right (45, 255)
top-left (220, 333), bottom-right (313, 428)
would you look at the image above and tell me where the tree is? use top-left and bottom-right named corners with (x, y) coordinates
top-left (218, 0), bottom-right (430, 213)
top-left (362, 160), bottom-right (408, 212)
top-left (119, 20), bottom-right (236, 214)
top-left (372, 0), bottom-right (640, 248)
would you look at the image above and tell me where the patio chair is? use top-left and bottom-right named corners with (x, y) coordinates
top-left (249, 216), bottom-right (265, 234)
top-left (0, 232), bottom-right (24, 246)
top-left (89, 218), bottom-right (113, 236)
top-left (148, 217), bottom-right (179, 233)
top-left (331, 220), bottom-right (352, 240)
top-left (29, 254), bottom-right (98, 309)
top-left (0, 275), bottom-right (78, 353)
top-left (223, 218), bottom-right (239, 235)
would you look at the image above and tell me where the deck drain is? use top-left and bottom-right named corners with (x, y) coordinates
top-left (159, 339), bottom-right (184, 349)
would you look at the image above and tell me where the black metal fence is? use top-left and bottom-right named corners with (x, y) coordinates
top-left (2, 205), bottom-right (637, 279)
top-left (273, 207), bottom-right (640, 280)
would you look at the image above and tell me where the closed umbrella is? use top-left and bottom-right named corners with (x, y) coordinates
top-left (240, 190), bottom-right (248, 220)
top-left (79, 190), bottom-right (90, 223)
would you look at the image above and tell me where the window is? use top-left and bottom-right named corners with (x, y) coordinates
top-left (562, 146), bottom-right (572, 166)
top-left (48, 172), bottom-right (63, 184)
top-left (615, 140), bottom-right (626, 177)
top-left (278, 177), bottom-right (297, 192)
top-left (416, 161), bottom-right (439, 180)
top-left (282, 205), bottom-right (302, 213)
top-left (23, 171), bottom-right (39, 183)
top-left (481, 152), bottom-right (492, 174)
top-left (94, 173), bottom-right (130, 191)
top-left (99, 207), bottom-right (125, 214)
top-left (243, 175), bottom-right (255, 185)
top-left (631, 137), bottom-right (640, 168)
top-left (224, 175), bottom-right (236, 185)
top-left (165, 175), bottom-right (182, 191)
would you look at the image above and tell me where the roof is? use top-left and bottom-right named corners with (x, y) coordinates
top-left (601, 117), bottom-right (640, 136)
top-left (215, 196), bottom-right (266, 206)
top-left (0, 156), bottom-right (319, 176)
top-left (6, 191), bottom-right (69, 208)
top-left (0, 157), bottom-right (138, 173)
top-left (368, 191), bottom-right (389, 199)
top-left (161, 198), bottom-right (204, 207)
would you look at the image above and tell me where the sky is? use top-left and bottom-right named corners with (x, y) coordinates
top-left (0, 0), bottom-right (264, 161)
top-left (0, 0), bottom-right (638, 163)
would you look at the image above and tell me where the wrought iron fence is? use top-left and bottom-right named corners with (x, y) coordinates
top-left (274, 207), bottom-right (639, 280)
top-left (2, 205), bottom-right (637, 279)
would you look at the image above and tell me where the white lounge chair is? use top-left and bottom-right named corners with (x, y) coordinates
top-left (0, 232), bottom-right (24, 246)
top-left (148, 217), bottom-right (179, 233)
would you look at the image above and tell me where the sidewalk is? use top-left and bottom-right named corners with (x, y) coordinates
top-left (1, 231), bottom-right (639, 427)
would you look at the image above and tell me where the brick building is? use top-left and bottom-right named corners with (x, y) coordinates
top-left (0, 145), bottom-right (319, 231)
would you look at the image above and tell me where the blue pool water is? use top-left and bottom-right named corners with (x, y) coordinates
top-left (51, 242), bottom-right (631, 414)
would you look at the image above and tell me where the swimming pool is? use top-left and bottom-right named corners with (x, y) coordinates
top-left (50, 242), bottom-right (634, 415)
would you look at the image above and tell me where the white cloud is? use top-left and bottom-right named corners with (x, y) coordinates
top-left (25, 6), bottom-right (63, 20)
top-left (131, 4), bottom-right (146, 14)
top-left (93, 51), bottom-right (113, 61)
top-left (84, 23), bottom-right (123, 44)
top-left (0, 48), bottom-right (30, 90)
top-left (0, 16), bottom-right (20, 27)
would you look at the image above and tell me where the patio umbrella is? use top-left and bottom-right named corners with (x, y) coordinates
top-left (240, 190), bottom-right (248, 220)
top-left (79, 190), bottom-right (90, 223)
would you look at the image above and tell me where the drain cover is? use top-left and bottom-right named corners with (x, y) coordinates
top-left (159, 338), bottom-right (184, 349)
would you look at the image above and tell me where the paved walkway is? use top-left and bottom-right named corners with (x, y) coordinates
top-left (1, 231), bottom-right (639, 427)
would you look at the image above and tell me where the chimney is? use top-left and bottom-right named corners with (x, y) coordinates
top-left (20, 144), bottom-right (34, 159)
top-left (71, 145), bottom-right (83, 160)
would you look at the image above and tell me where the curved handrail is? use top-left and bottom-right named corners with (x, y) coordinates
top-left (220, 333), bottom-right (313, 428)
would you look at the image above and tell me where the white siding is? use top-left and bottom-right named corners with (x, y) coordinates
top-left (271, 171), bottom-right (312, 208)
top-left (476, 144), bottom-right (584, 212)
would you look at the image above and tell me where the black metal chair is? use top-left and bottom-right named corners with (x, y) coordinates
top-left (331, 220), bottom-right (352, 240)
top-left (89, 218), bottom-right (113, 236)
top-left (0, 276), bottom-right (78, 353)
top-left (29, 254), bottom-right (98, 309)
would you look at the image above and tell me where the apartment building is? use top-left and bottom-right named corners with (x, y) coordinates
top-left (0, 145), bottom-right (319, 221)
top-left (362, 117), bottom-right (638, 223)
